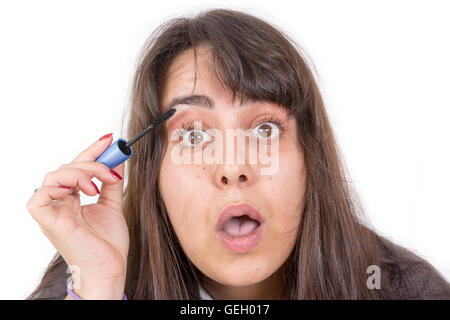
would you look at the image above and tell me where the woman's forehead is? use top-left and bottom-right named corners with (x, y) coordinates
top-left (160, 48), bottom-right (229, 110)
top-left (160, 45), bottom-right (292, 118)
top-left (162, 46), bottom-right (213, 88)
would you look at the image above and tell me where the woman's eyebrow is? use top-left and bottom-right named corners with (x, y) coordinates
top-left (166, 94), bottom-right (258, 110)
top-left (167, 94), bottom-right (214, 110)
top-left (164, 94), bottom-right (278, 129)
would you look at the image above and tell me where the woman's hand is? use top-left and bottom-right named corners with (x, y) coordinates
top-left (26, 134), bottom-right (129, 299)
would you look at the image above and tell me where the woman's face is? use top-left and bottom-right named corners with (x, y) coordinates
top-left (158, 45), bottom-right (307, 297)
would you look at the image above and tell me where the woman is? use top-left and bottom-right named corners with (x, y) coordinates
top-left (26, 8), bottom-right (450, 300)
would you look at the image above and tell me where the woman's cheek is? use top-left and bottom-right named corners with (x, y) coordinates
top-left (160, 155), bottom-right (208, 244)
top-left (264, 151), bottom-right (304, 241)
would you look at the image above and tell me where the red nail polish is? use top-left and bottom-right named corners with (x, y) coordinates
top-left (91, 181), bottom-right (100, 194)
top-left (99, 133), bottom-right (113, 141)
top-left (109, 169), bottom-right (122, 180)
top-left (58, 185), bottom-right (72, 189)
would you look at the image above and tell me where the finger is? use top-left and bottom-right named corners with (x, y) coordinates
top-left (71, 133), bottom-right (114, 163)
top-left (58, 191), bottom-right (81, 218)
top-left (26, 185), bottom-right (76, 228)
top-left (58, 161), bottom-right (124, 211)
top-left (47, 163), bottom-right (124, 211)
top-left (56, 161), bottom-right (122, 187)
top-left (42, 167), bottom-right (102, 197)
top-left (97, 162), bottom-right (124, 211)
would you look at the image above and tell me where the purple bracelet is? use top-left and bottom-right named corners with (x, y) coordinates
top-left (67, 279), bottom-right (127, 300)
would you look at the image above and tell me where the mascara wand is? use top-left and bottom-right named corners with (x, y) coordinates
top-left (95, 108), bottom-right (177, 169)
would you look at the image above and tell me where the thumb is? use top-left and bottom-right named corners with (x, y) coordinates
top-left (98, 162), bottom-right (125, 212)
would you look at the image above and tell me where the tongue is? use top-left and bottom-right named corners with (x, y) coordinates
top-left (222, 215), bottom-right (260, 237)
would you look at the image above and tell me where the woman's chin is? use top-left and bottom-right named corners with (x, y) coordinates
top-left (204, 265), bottom-right (272, 287)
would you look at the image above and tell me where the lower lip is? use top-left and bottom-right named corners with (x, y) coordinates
top-left (216, 223), bottom-right (264, 253)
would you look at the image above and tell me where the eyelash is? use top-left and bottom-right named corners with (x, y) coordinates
top-left (258, 115), bottom-right (286, 133)
top-left (173, 115), bottom-right (286, 140)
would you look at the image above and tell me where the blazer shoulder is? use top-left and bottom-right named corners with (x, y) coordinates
top-left (377, 235), bottom-right (450, 300)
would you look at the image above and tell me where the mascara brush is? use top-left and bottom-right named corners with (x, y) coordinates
top-left (95, 108), bottom-right (177, 169)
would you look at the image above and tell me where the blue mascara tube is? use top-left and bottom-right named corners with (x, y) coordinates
top-left (95, 108), bottom-right (176, 169)
top-left (95, 138), bottom-right (133, 170)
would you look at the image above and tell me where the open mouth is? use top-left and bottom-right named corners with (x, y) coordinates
top-left (216, 203), bottom-right (265, 253)
top-left (219, 214), bottom-right (261, 238)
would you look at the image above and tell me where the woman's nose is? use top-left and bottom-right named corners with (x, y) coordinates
top-left (215, 163), bottom-right (252, 188)
top-left (221, 173), bottom-right (247, 185)
top-left (212, 122), bottom-right (256, 188)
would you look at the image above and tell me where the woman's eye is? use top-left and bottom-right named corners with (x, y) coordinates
top-left (181, 129), bottom-right (212, 147)
top-left (252, 122), bottom-right (280, 140)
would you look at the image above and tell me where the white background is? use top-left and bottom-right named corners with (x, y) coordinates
top-left (1, 0), bottom-right (449, 299)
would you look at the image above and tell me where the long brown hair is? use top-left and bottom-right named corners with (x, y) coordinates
top-left (28, 8), bottom-right (395, 300)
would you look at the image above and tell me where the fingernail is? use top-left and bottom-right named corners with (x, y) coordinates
top-left (109, 169), bottom-right (122, 180)
top-left (99, 133), bottom-right (113, 141)
top-left (91, 181), bottom-right (100, 194)
top-left (58, 185), bottom-right (72, 189)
